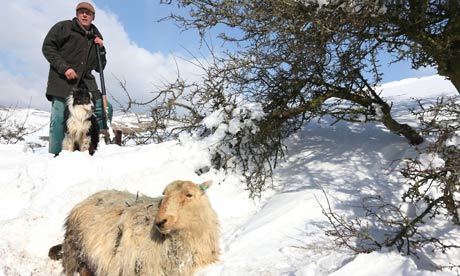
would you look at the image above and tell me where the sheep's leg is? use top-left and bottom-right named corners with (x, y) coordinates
top-left (48, 244), bottom-right (63, 260)
top-left (62, 228), bottom-right (84, 275)
top-left (79, 265), bottom-right (93, 276)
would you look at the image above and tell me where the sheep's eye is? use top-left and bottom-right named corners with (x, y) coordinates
top-left (186, 193), bottom-right (193, 198)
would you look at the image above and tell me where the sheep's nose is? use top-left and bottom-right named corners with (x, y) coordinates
top-left (156, 219), bottom-right (167, 229)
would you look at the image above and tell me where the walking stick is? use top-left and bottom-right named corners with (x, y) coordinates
top-left (95, 43), bottom-right (114, 144)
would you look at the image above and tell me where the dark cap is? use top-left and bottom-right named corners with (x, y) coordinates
top-left (76, 2), bottom-right (95, 14)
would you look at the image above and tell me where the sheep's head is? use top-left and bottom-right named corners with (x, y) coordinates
top-left (155, 180), bottom-right (213, 235)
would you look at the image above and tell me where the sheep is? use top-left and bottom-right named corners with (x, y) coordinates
top-left (48, 180), bottom-right (220, 276)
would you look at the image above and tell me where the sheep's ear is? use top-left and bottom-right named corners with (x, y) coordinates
top-left (198, 180), bottom-right (213, 192)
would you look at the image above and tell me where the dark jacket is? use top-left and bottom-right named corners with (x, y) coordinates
top-left (42, 18), bottom-right (107, 101)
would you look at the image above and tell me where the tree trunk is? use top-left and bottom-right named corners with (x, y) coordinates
top-left (410, 45), bottom-right (460, 94)
top-left (381, 115), bottom-right (423, 145)
top-left (335, 90), bottom-right (424, 145)
top-left (380, 103), bottom-right (423, 145)
top-left (270, 94), bottom-right (424, 145)
top-left (444, 69), bottom-right (460, 95)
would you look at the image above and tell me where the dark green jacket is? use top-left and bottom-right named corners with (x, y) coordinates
top-left (42, 18), bottom-right (107, 101)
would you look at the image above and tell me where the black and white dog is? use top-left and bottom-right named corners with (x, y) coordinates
top-left (62, 87), bottom-right (99, 155)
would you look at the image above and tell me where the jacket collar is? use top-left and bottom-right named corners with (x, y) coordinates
top-left (71, 17), bottom-right (103, 40)
top-left (72, 17), bottom-right (94, 36)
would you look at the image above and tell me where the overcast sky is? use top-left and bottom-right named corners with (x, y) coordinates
top-left (0, 0), bottom-right (206, 111)
top-left (0, 0), bottom-right (437, 111)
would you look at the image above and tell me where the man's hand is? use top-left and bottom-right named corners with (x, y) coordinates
top-left (64, 68), bottom-right (78, 80)
top-left (94, 37), bottom-right (104, 48)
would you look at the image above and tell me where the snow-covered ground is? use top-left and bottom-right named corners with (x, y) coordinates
top-left (0, 75), bottom-right (459, 275)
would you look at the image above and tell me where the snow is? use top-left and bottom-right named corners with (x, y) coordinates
top-left (379, 75), bottom-right (455, 99)
top-left (418, 153), bottom-right (445, 170)
top-left (0, 75), bottom-right (459, 275)
top-left (328, 250), bottom-right (453, 276)
top-left (446, 132), bottom-right (460, 148)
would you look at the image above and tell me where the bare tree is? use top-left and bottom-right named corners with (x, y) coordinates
top-left (146, 1), bottom-right (460, 262)
top-left (159, 0), bottom-right (428, 144)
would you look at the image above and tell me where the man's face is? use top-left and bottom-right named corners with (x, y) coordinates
top-left (76, 8), bottom-right (94, 29)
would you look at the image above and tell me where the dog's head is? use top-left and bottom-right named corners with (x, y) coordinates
top-left (68, 87), bottom-right (94, 112)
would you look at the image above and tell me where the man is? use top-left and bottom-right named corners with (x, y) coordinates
top-left (42, 2), bottom-right (111, 156)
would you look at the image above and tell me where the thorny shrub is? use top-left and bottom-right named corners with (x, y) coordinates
top-left (0, 107), bottom-right (41, 144)
top-left (320, 96), bottom-right (460, 271)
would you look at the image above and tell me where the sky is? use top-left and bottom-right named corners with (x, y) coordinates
top-left (0, 0), bottom-right (438, 112)
top-left (0, 75), bottom-right (458, 275)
